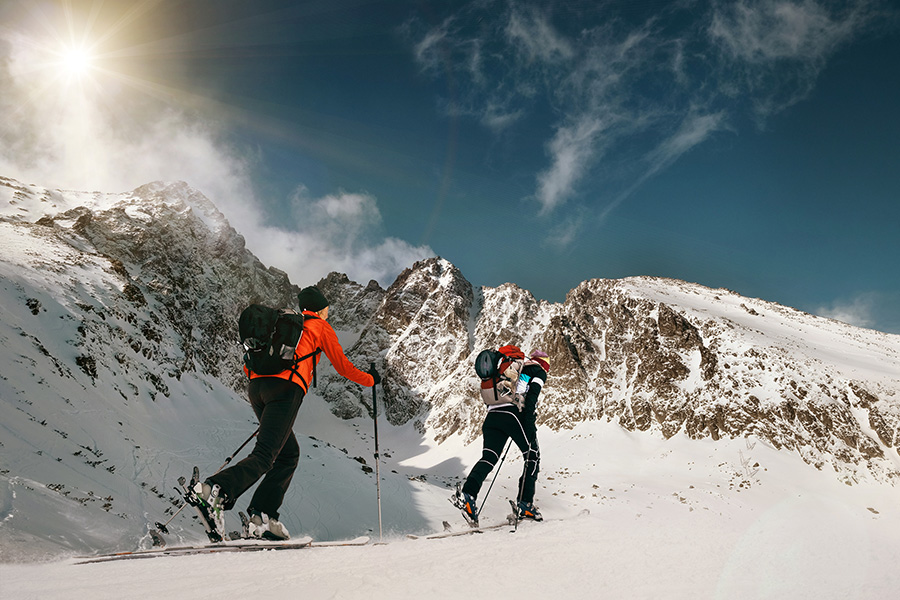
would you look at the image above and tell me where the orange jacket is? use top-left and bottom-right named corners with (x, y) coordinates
top-left (246, 310), bottom-right (374, 392)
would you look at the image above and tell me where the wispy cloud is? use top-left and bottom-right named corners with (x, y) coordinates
top-left (709, 0), bottom-right (867, 62)
top-left (535, 116), bottom-right (605, 214)
top-left (0, 4), bottom-right (432, 289)
top-left (639, 111), bottom-right (730, 189)
top-left (504, 6), bottom-right (574, 64)
top-left (815, 291), bottom-right (900, 333)
top-left (817, 295), bottom-right (875, 329)
top-left (708, 0), bottom-right (883, 121)
top-left (407, 0), bottom-right (885, 245)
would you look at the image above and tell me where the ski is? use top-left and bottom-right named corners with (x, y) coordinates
top-left (308, 536), bottom-right (370, 547)
top-left (74, 536), bottom-right (370, 564)
top-left (74, 536), bottom-right (313, 564)
top-left (407, 518), bottom-right (515, 540)
top-left (408, 508), bottom-right (517, 540)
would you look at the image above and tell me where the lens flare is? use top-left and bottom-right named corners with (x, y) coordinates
top-left (60, 45), bottom-right (92, 76)
top-left (58, 44), bottom-right (94, 78)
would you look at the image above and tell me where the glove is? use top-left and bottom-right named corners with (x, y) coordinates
top-left (513, 395), bottom-right (525, 412)
top-left (368, 366), bottom-right (381, 385)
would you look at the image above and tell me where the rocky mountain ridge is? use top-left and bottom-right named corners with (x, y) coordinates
top-left (1, 173), bottom-right (898, 553)
top-left (328, 260), bottom-right (900, 485)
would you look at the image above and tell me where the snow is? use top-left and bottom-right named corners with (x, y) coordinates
top-left (2, 178), bottom-right (899, 598)
top-left (3, 420), bottom-right (899, 599)
top-left (622, 277), bottom-right (900, 384)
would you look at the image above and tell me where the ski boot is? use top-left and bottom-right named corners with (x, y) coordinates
top-left (451, 482), bottom-right (479, 527)
top-left (243, 507), bottom-right (291, 541)
top-left (514, 499), bottom-right (543, 522)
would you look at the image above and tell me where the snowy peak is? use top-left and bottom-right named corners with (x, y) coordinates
top-left (322, 267), bottom-right (900, 483)
top-left (0, 176), bottom-right (228, 231)
top-left (315, 271), bottom-right (385, 333)
top-left (324, 257), bottom-right (476, 427)
top-left (127, 181), bottom-right (231, 234)
top-left (612, 276), bottom-right (900, 382)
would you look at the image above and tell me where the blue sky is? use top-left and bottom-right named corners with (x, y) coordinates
top-left (1, 0), bottom-right (898, 333)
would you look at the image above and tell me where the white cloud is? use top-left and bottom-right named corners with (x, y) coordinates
top-left (481, 101), bottom-right (525, 132)
top-left (709, 0), bottom-right (863, 63)
top-left (646, 112), bottom-right (728, 179)
top-left (535, 116), bottom-right (605, 214)
top-left (268, 187), bottom-right (433, 287)
top-left (815, 291), bottom-right (900, 334)
top-left (816, 293), bottom-right (877, 329)
top-left (411, 19), bottom-right (453, 74)
top-left (0, 22), bottom-right (256, 203)
top-left (596, 111), bottom-right (729, 224)
top-left (708, 0), bottom-right (881, 120)
top-left (540, 207), bottom-right (588, 252)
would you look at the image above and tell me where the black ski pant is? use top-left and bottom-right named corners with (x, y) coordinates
top-left (462, 406), bottom-right (540, 505)
top-left (208, 377), bottom-right (304, 519)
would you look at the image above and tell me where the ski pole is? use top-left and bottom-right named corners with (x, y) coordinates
top-left (371, 363), bottom-right (383, 542)
top-left (217, 427), bottom-right (261, 471)
top-left (153, 427), bottom-right (260, 535)
top-left (476, 438), bottom-right (511, 521)
top-left (513, 440), bottom-right (536, 532)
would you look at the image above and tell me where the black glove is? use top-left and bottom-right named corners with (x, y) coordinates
top-left (368, 366), bottom-right (381, 385)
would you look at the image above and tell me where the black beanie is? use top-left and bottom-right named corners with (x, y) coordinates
top-left (297, 286), bottom-right (329, 312)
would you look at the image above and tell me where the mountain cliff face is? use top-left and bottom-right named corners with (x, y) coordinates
top-left (329, 260), bottom-right (900, 484)
top-left (0, 177), bottom-right (308, 558)
top-left (2, 177), bottom-right (297, 394)
top-left (1, 176), bottom-right (898, 561)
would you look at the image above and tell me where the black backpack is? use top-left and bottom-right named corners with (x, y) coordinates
top-left (238, 304), bottom-right (321, 386)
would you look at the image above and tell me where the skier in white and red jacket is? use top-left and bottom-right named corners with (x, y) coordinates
top-left (455, 349), bottom-right (549, 524)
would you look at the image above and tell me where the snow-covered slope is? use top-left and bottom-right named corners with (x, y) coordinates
top-left (1, 174), bottom-right (898, 593)
top-left (3, 423), bottom-right (900, 599)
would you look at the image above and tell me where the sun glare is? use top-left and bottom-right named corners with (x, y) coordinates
top-left (58, 45), bottom-right (93, 78)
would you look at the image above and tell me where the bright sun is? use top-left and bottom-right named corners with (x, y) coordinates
top-left (59, 45), bottom-right (93, 77)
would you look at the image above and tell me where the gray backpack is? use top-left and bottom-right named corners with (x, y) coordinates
top-left (475, 345), bottom-right (526, 408)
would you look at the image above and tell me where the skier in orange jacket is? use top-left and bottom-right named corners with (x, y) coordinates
top-left (196, 285), bottom-right (380, 540)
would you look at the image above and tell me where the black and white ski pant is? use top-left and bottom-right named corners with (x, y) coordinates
top-left (462, 406), bottom-right (540, 505)
top-left (208, 377), bottom-right (305, 519)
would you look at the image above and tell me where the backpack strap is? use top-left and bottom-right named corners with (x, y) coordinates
top-left (287, 313), bottom-right (322, 388)
top-left (488, 355), bottom-right (525, 410)
top-left (287, 348), bottom-right (322, 389)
